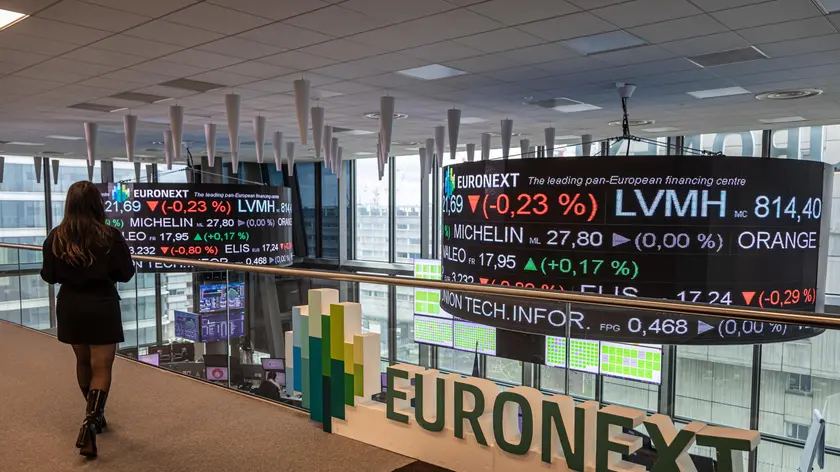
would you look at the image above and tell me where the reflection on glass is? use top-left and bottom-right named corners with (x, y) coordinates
top-left (684, 131), bottom-right (763, 157)
top-left (675, 345), bottom-right (752, 429)
top-left (486, 357), bottom-right (522, 385)
top-left (395, 285), bottom-right (418, 364)
top-left (359, 282), bottom-right (388, 358)
top-left (355, 158), bottom-right (389, 262)
top-left (394, 155), bottom-right (422, 263)
top-left (322, 163), bottom-right (339, 259)
top-left (297, 163), bottom-right (316, 257)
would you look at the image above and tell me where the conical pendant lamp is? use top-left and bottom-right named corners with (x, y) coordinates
top-left (545, 127), bottom-right (555, 158)
top-left (225, 93), bottom-right (241, 173)
top-left (294, 79), bottom-right (310, 145)
top-left (273, 131), bottom-right (283, 172)
top-left (466, 143), bottom-right (475, 162)
top-left (84, 122), bottom-right (98, 170)
top-left (169, 105), bottom-right (184, 161)
top-left (163, 130), bottom-right (173, 170)
top-left (205, 123), bottom-right (217, 167)
top-left (500, 119), bottom-right (513, 159)
top-left (481, 133), bottom-right (491, 161)
top-left (311, 106), bottom-right (324, 161)
top-left (434, 125), bottom-right (445, 168)
top-left (286, 141), bottom-right (296, 176)
top-left (447, 108), bottom-right (461, 160)
top-left (253, 115), bottom-right (266, 164)
top-left (123, 114), bottom-right (137, 162)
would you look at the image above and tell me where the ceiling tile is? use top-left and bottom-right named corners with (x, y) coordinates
top-left (687, 0), bottom-right (769, 12)
top-left (101, 69), bottom-right (174, 86)
top-left (6, 17), bottom-right (110, 45)
top-left (594, 45), bottom-right (675, 65)
top-left (186, 70), bottom-right (256, 87)
top-left (0, 31), bottom-right (79, 56)
top-left (259, 51), bottom-right (336, 70)
top-left (162, 50), bottom-right (242, 69)
top-left (310, 62), bottom-right (381, 81)
top-left (285, 5), bottom-right (389, 36)
top-left (341, 0), bottom-right (455, 23)
top-left (497, 42), bottom-right (581, 65)
top-left (566, 0), bottom-right (631, 8)
top-left (207, 0), bottom-right (330, 20)
top-left (711, 0), bottom-right (823, 30)
top-left (13, 67), bottom-right (91, 84)
top-left (468, 0), bottom-right (579, 26)
top-left (757, 34), bottom-right (840, 58)
top-left (237, 23), bottom-right (332, 49)
top-left (453, 28), bottom-right (545, 54)
top-left (125, 20), bottom-right (225, 47)
top-left (197, 37), bottom-right (284, 60)
top-left (83, 0), bottom-right (199, 17)
top-left (91, 35), bottom-right (183, 59)
top-left (738, 17), bottom-right (837, 45)
top-left (19, 57), bottom-right (118, 76)
top-left (350, 9), bottom-right (503, 51)
top-left (163, 3), bottom-right (270, 35)
top-left (37, 0), bottom-right (150, 32)
top-left (484, 66), bottom-right (552, 82)
top-left (0, 48), bottom-right (51, 67)
top-left (0, 76), bottom-right (64, 95)
top-left (0, 0), bottom-right (58, 14)
top-left (63, 47), bottom-right (148, 68)
top-left (532, 56), bottom-right (610, 74)
top-left (402, 42), bottom-right (485, 63)
top-left (660, 32), bottom-right (751, 57)
top-left (300, 39), bottom-right (389, 61)
top-left (130, 59), bottom-right (209, 78)
top-left (628, 14), bottom-right (729, 44)
top-left (592, 0), bottom-right (702, 28)
top-left (445, 54), bottom-right (524, 73)
top-left (220, 61), bottom-right (297, 79)
top-left (526, 12), bottom-right (616, 42)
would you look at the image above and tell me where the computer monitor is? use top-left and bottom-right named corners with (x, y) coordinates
top-left (206, 366), bottom-right (229, 381)
top-left (261, 358), bottom-right (285, 371)
top-left (138, 353), bottom-right (159, 366)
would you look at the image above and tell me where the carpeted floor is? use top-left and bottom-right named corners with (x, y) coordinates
top-left (0, 321), bottom-right (418, 472)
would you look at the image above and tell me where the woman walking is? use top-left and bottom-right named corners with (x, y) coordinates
top-left (40, 181), bottom-right (135, 458)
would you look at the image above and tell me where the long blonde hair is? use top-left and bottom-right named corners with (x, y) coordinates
top-left (52, 181), bottom-right (112, 267)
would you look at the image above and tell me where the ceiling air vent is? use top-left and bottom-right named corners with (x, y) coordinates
top-left (687, 46), bottom-right (768, 68)
top-left (158, 78), bottom-right (225, 92)
top-left (110, 92), bottom-right (171, 103)
top-left (68, 103), bottom-right (124, 113)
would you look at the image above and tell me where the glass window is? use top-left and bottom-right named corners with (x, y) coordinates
top-left (395, 285), bottom-right (418, 364)
top-left (296, 163), bottom-right (316, 257)
top-left (321, 163), bottom-right (339, 259)
top-left (675, 345), bottom-right (752, 430)
top-left (394, 155), bottom-right (422, 263)
top-left (355, 158), bottom-right (389, 262)
top-left (438, 347), bottom-right (475, 375)
top-left (683, 131), bottom-right (763, 157)
top-left (359, 282), bottom-right (388, 358)
top-left (486, 357), bottom-right (522, 385)
top-left (540, 367), bottom-right (596, 399)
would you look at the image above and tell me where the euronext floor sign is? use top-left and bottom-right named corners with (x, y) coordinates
top-left (287, 289), bottom-right (759, 472)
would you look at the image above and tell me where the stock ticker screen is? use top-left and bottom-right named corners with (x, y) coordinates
top-left (99, 183), bottom-right (294, 272)
top-left (439, 156), bottom-right (833, 346)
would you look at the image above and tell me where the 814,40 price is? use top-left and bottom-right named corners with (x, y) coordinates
top-left (754, 196), bottom-right (821, 221)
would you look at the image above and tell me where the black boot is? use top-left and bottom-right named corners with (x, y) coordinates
top-left (80, 385), bottom-right (107, 433)
top-left (76, 389), bottom-right (107, 458)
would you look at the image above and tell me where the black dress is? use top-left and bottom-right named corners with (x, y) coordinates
top-left (40, 227), bottom-right (136, 345)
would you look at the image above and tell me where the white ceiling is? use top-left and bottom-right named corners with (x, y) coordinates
top-left (0, 0), bottom-right (838, 162)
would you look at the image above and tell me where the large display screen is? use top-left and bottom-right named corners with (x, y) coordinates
top-left (174, 311), bottom-right (200, 342)
top-left (99, 183), bottom-right (294, 272)
top-left (199, 282), bottom-right (245, 313)
top-left (440, 156), bottom-right (832, 344)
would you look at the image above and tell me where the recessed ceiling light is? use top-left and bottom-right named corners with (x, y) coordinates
top-left (312, 90), bottom-right (344, 99)
top-left (404, 147), bottom-right (421, 151)
top-left (562, 31), bottom-right (646, 55)
top-left (111, 92), bottom-right (171, 103)
top-left (396, 64), bottom-right (467, 80)
top-left (490, 132), bottom-right (525, 137)
top-left (758, 116), bottom-right (807, 124)
top-left (687, 86), bottom-right (750, 99)
top-left (814, 0), bottom-right (840, 14)
top-left (609, 119), bottom-right (655, 127)
top-left (363, 112), bottom-right (408, 120)
top-left (0, 9), bottom-right (27, 32)
top-left (554, 103), bottom-right (602, 113)
top-left (555, 135), bottom-right (579, 141)
top-left (110, 107), bottom-right (130, 113)
top-left (7, 142), bottom-right (44, 146)
top-left (393, 141), bottom-right (419, 146)
top-left (342, 129), bottom-right (376, 136)
top-left (755, 88), bottom-right (823, 100)
top-left (355, 151), bottom-right (375, 156)
top-left (141, 117), bottom-right (171, 124)
top-left (641, 127), bottom-right (681, 133)
top-left (461, 117), bottom-right (487, 124)
top-left (687, 46), bottom-right (768, 68)
top-left (46, 135), bottom-right (84, 141)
